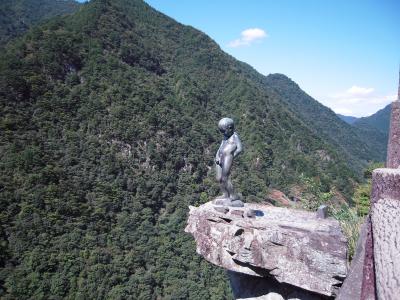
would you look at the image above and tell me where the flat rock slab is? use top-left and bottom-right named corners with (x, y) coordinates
top-left (185, 202), bottom-right (347, 297)
top-left (372, 198), bottom-right (400, 299)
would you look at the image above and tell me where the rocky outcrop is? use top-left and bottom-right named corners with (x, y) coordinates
top-left (185, 202), bottom-right (348, 298)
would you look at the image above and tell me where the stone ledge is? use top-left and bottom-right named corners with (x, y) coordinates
top-left (185, 202), bottom-right (348, 297)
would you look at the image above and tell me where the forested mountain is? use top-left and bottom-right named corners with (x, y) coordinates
top-left (354, 103), bottom-right (391, 135)
top-left (337, 114), bottom-right (358, 124)
top-left (263, 74), bottom-right (386, 171)
top-left (347, 104), bottom-right (391, 159)
top-left (0, 0), bottom-right (383, 298)
top-left (0, 0), bottom-right (81, 47)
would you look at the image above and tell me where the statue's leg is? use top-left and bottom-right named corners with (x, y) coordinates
top-left (226, 179), bottom-right (238, 200)
top-left (215, 163), bottom-right (228, 200)
top-left (221, 154), bottom-right (233, 199)
top-left (221, 154), bottom-right (243, 207)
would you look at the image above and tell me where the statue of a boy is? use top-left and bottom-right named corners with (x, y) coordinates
top-left (214, 118), bottom-right (244, 207)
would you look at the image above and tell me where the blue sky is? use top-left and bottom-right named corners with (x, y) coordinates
top-left (77, 0), bottom-right (399, 117)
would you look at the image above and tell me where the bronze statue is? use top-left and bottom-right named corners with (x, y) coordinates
top-left (214, 118), bottom-right (244, 207)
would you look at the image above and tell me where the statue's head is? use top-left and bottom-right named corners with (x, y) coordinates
top-left (218, 117), bottom-right (234, 137)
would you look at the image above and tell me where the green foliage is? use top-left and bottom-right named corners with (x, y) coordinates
top-left (363, 162), bottom-right (385, 179)
top-left (295, 173), bottom-right (366, 261)
top-left (0, 0), bottom-right (81, 47)
top-left (352, 162), bottom-right (383, 217)
top-left (331, 205), bottom-right (364, 261)
top-left (0, 0), bottom-right (379, 298)
top-left (264, 74), bottom-right (386, 172)
top-left (303, 162), bottom-right (383, 261)
top-left (353, 183), bottom-right (371, 217)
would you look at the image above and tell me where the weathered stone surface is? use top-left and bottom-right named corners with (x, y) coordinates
top-left (336, 221), bottom-right (368, 300)
top-left (387, 99), bottom-right (400, 168)
top-left (214, 206), bottom-right (229, 214)
top-left (185, 202), bottom-right (347, 297)
top-left (371, 168), bottom-right (400, 204)
top-left (371, 198), bottom-right (400, 299)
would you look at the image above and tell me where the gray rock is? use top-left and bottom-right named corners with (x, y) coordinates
top-left (231, 209), bottom-right (244, 217)
top-left (316, 205), bottom-right (328, 219)
top-left (185, 201), bottom-right (347, 297)
top-left (231, 199), bottom-right (245, 207)
top-left (246, 209), bottom-right (256, 218)
top-left (214, 206), bottom-right (229, 214)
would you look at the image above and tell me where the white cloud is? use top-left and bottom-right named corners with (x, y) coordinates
top-left (334, 108), bottom-right (353, 115)
top-left (346, 85), bottom-right (374, 96)
top-left (228, 28), bottom-right (268, 48)
top-left (325, 86), bottom-right (396, 117)
top-left (368, 94), bottom-right (397, 104)
top-left (331, 85), bottom-right (374, 100)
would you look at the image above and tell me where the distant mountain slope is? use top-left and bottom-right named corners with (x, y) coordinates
top-left (263, 74), bottom-right (386, 171)
top-left (337, 114), bottom-right (359, 124)
top-left (0, 0), bottom-right (80, 46)
top-left (354, 103), bottom-right (391, 134)
top-left (352, 103), bottom-right (391, 157)
top-left (0, 0), bottom-right (384, 298)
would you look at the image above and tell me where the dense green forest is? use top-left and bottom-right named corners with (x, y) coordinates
top-left (264, 74), bottom-right (386, 171)
top-left (0, 0), bottom-right (80, 47)
top-left (352, 103), bottom-right (391, 156)
top-left (336, 103), bottom-right (391, 157)
top-left (336, 103), bottom-right (390, 158)
top-left (0, 0), bottom-right (385, 298)
top-left (354, 103), bottom-right (391, 134)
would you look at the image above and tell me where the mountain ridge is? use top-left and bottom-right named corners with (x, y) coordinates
top-left (354, 103), bottom-right (391, 134)
top-left (337, 114), bottom-right (359, 124)
top-left (263, 73), bottom-right (386, 169)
